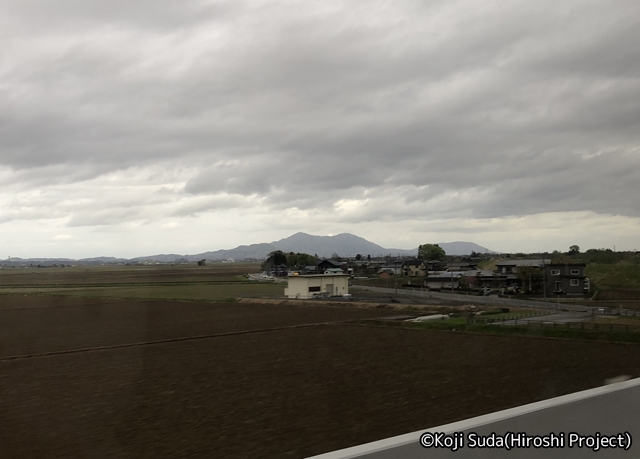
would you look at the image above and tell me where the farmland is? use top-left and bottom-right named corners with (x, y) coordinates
top-left (2, 265), bottom-right (640, 458)
top-left (0, 263), bottom-right (262, 286)
top-left (0, 263), bottom-right (282, 301)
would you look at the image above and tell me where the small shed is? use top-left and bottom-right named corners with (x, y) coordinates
top-left (284, 274), bottom-right (349, 299)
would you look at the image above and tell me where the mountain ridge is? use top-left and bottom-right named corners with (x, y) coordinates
top-left (1, 233), bottom-right (495, 265)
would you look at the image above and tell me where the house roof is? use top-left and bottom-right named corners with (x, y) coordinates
top-left (402, 259), bottom-right (423, 267)
top-left (447, 262), bottom-right (476, 267)
top-left (381, 263), bottom-right (403, 269)
top-left (463, 269), bottom-right (495, 277)
top-left (496, 259), bottom-right (551, 267)
top-left (318, 259), bottom-right (342, 268)
top-left (546, 263), bottom-right (586, 267)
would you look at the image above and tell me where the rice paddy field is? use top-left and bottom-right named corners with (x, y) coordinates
top-left (2, 264), bottom-right (640, 458)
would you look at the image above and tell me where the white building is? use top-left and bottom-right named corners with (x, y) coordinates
top-left (284, 274), bottom-right (349, 299)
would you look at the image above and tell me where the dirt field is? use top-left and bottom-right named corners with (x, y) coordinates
top-left (0, 294), bottom-right (392, 357)
top-left (597, 289), bottom-right (640, 301)
top-left (2, 294), bottom-right (640, 458)
top-left (0, 263), bottom-right (261, 286)
top-left (0, 282), bottom-right (284, 302)
top-left (0, 264), bottom-right (284, 302)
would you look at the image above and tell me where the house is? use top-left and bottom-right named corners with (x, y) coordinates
top-left (447, 261), bottom-right (478, 271)
top-left (463, 269), bottom-right (495, 288)
top-left (303, 265), bottom-right (318, 274)
top-left (317, 259), bottom-right (344, 273)
top-left (544, 263), bottom-right (589, 295)
top-left (284, 274), bottom-right (349, 299)
top-left (424, 260), bottom-right (446, 271)
top-left (495, 259), bottom-right (551, 287)
top-left (379, 260), bottom-right (403, 276)
top-left (402, 259), bottom-right (426, 277)
top-left (495, 259), bottom-right (551, 274)
top-left (424, 273), bottom-right (462, 290)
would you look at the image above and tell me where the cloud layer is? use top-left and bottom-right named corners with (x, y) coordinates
top-left (2, 0), bottom-right (640, 256)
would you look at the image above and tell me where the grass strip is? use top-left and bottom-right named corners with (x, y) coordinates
top-left (364, 319), bottom-right (640, 344)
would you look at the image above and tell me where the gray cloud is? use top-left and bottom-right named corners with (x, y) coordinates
top-left (2, 0), bottom-right (640, 232)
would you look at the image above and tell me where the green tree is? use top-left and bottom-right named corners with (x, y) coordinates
top-left (286, 252), bottom-right (298, 267)
top-left (355, 254), bottom-right (362, 261)
top-left (262, 250), bottom-right (287, 270)
top-left (569, 245), bottom-right (580, 255)
top-left (304, 253), bottom-right (318, 266)
top-left (269, 250), bottom-right (287, 265)
top-left (281, 252), bottom-right (318, 267)
top-left (418, 244), bottom-right (446, 261)
top-left (516, 266), bottom-right (543, 293)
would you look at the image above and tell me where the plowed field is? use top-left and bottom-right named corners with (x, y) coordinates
top-left (1, 294), bottom-right (640, 458)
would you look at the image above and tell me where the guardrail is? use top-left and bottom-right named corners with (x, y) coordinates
top-left (476, 318), bottom-right (640, 333)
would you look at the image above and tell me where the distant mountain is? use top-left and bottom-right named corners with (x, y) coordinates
top-left (4, 257), bottom-right (74, 262)
top-left (79, 257), bottom-right (129, 263)
top-left (271, 232), bottom-right (387, 258)
top-left (184, 232), bottom-right (495, 260)
top-left (437, 241), bottom-right (496, 256)
top-left (188, 243), bottom-right (280, 261)
top-left (0, 233), bottom-right (495, 265)
top-left (128, 254), bottom-right (186, 263)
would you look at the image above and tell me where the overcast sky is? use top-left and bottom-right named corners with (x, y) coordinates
top-left (2, 0), bottom-right (639, 258)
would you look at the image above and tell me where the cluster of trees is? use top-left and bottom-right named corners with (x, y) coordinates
top-left (417, 244), bottom-right (446, 261)
top-left (552, 246), bottom-right (639, 265)
top-left (262, 251), bottom-right (318, 270)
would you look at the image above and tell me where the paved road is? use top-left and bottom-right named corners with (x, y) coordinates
top-left (247, 272), bottom-right (287, 283)
top-left (309, 378), bottom-right (640, 458)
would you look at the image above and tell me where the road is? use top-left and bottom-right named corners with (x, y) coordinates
top-left (247, 272), bottom-right (287, 283)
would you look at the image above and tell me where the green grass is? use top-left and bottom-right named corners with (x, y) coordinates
top-left (370, 319), bottom-right (640, 344)
top-left (585, 262), bottom-right (640, 290)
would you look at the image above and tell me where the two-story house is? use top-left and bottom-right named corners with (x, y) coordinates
top-left (544, 263), bottom-right (589, 295)
top-left (495, 259), bottom-right (550, 287)
top-left (402, 259), bottom-right (426, 277)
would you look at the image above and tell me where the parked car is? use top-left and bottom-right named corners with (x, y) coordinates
top-left (480, 287), bottom-right (492, 296)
